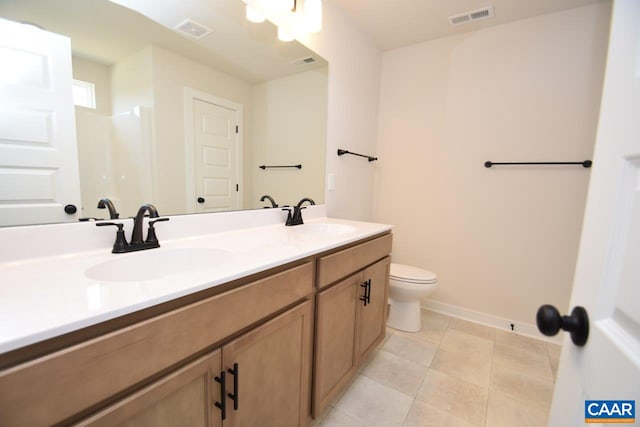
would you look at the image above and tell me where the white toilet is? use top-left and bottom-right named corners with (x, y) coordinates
top-left (387, 263), bottom-right (437, 332)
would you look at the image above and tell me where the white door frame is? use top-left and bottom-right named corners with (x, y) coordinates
top-left (183, 87), bottom-right (243, 212)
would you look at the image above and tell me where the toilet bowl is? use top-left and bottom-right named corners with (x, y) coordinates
top-left (387, 263), bottom-right (437, 332)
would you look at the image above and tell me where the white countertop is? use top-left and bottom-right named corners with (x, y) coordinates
top-left (0, 214), bottom-right (391, 353)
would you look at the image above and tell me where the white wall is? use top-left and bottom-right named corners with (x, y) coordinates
top-left (373, 3), bottom-right (611, 325)
top-left (75, 110), bottom-right (115, 218)
top-left (110, 46), bottom-right (153, 115)
top-left (250, 68), bottom-right (328, 209)
top-left (300, 2), bottom-right (382, 221)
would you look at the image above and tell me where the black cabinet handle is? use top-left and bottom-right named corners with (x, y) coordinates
top-left (360, 281), bottom-right (369, 306)
top-left (536, 305), bottom-right (589, 346)
top-left (197, 197), bottom-right (205, 204)
top-left (64, 204), bottom-right (77, 214)
top-left (227, 363), bottom-right (239, 410)
top-left (214, 371), bottom-right (226, 420)
top-left (366, 279), bottom-right (372, 305)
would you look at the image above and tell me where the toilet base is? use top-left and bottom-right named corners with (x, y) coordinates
top-left (387, 299), bottom-right (422, 332)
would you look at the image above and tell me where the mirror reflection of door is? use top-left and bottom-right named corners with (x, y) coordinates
top-left (0, 18), bottom-right (82, 226)
top-left (188, 94), bottom-right (242, 213)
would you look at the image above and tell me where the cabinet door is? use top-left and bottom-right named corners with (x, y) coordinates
top-left (78, 350), bottom-right (223, 427)
top-left (222, 300), bottom-right (312, 427)
top-left (312, 273), bottom-right (360, 417)
top-left (357, 257), bottom-right (390, 363)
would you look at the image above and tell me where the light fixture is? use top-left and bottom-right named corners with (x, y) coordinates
top-left (245, 0), bottom-right (265, 23)
top-left (303, 0), bottom-right (322, 33)
top-left (244, 0), bottom-right (322, 42)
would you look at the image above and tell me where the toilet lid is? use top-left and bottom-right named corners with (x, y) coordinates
top-left (390, 263), bottom-right (437, 284)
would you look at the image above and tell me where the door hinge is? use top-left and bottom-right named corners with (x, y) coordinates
top-left (236, 184), bottom-right (239, 192)
top-left (235, 125), bottom-right (239, 134)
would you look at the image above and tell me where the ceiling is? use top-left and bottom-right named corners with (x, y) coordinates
top-left (0, 0), bottom-right (325, 83)
top-left (326, 0), bottom-right (607, 51)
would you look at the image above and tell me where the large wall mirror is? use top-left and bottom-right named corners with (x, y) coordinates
top-left (0, 0), bottom-right (328, 227)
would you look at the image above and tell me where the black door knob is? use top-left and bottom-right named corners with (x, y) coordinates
top-left (64, 204), bottom-right (77, 214)
top-left (197, 197), bottom-right (205, 204)
top-left (536, 304), bottom-right (589, 346)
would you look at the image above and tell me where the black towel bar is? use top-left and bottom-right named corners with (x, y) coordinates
top-left (337, 149), bottom-right (378, 162)
top-left (259, 164), bottom-right (302, 169)
top-left (484, 160), bottom-right (592, 168)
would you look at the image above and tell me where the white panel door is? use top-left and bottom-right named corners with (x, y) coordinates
top-left (548, 1), bottom-right (640, 425)
top-left (192, 98), bottom-right (240, 213)
top-left (0, 18), bottom-right (81, 226)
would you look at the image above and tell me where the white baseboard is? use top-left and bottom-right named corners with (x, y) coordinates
top-left (421, 299), bottom-right (563, 345)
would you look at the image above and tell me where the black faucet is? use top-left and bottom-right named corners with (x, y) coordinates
top-left (260, 194), bottom-right (278, 208)
top-left (284, 197), bottom-right (315, 226)
top-left (131, 204), bottom-right (159, 245)
top-left (97, 198), bottom-right (119, 219)
top-left (96, 203), bottom-right (169, 253)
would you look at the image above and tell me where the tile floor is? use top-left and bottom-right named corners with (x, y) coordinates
top-left (310, 309), bottom-right (561, 427)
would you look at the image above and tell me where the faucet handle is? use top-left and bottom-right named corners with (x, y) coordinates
top-left (282, 207), bottom-right (293, 226)
top-left (96, 222), bottom-right (129, 253)
top-left (146, 218), bottom-right (169, 245)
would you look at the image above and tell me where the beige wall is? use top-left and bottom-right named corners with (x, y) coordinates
top-left (250, 68), bottom-right (328, 209)
top-left (300, 2), bottom-right (382, 221)
top-left (373, 3), bottom-right (611, 325)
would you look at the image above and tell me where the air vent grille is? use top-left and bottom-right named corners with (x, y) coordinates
top-left (174, 19), bottom-right (212, 39)
top-left (449, 6), bottom-right (494, 26)
top-left (291, 56), bottom-right (318, 65)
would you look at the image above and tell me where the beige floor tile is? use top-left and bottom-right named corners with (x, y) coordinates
top-left (403, 400), bottom-right (477, 427)
top-left (309, 409), bottom-right (329, 427)
top-left (382, 333), bottom-right (438, 367)
top-left (362, 349), bottom-right (429, 397)
top-left (431, 348), bottom-right (493, 388)
top-left (318, 407), bottom-right (367, 427)
top-left (333, 374), bottom-right (414, 427)
top-left (448, 318), bottom-right (496, 341)
top-left (493, 343), bottom-right (553, 382)
top-left (490, 363), bottom-right (554, 412)
top-left (485, 389), bottom-right (550, 427)
top-left (392, 310), bottom-right (452, 345)
top-left (546, 342), bottom-right (562, 379)
top-left (439, 329), bottom-right (494, 359)
top-left (415, 370), bottom-right (488, 426)
top-left (494, 330), bottom-right (548, 353)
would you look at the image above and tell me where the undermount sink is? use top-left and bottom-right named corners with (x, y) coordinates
top-left (293, 223), bottom-right (356, 236)
top-left (85, 248), bottom-right (231, 282)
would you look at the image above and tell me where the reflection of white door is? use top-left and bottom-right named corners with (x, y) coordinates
top-left (548, 1), bottom-right (640, 424)
top-left (184, 89), bottom-right (242, 213)
top-left (0, 18), bottom-right (81, 226)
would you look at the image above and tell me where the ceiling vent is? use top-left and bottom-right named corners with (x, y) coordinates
top-left (291, 56), bottom-right (318, 66)
top-left (174, 19), bottom-right (212, 39)
top-left (449, 6), bottom-right (494, 26)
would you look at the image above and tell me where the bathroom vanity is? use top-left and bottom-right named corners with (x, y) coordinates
top-left (0, 209), bottom-right (392, 426)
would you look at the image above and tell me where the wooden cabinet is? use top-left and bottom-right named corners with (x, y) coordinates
top-left (223, 301), bottom-right (312, 427)
top-left (312, 235), bottom-right (392, 417)
top-left (0, 263), bottom-right (313, 426)
top-left (313, 274), bottom-right (360, 413)
top-left (357, 259), bottom-right (390, 362)
top-left (78, 350), bottom-right (223, 427)
top-left (79, 301), bottom-right (313, 427)
top-left (0, 232), bottom-right (392, 426)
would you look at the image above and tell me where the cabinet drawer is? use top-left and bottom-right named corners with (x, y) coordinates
top-left (0, 262), bottom-right (313, 427)
top-left (317, 234), bottom-right (392, 289)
